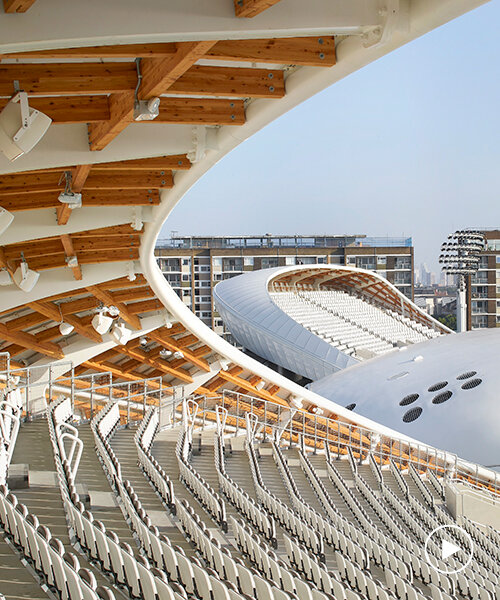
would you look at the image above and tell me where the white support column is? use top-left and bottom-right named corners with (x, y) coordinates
top-left (456, 279), bottom-right (467, 333)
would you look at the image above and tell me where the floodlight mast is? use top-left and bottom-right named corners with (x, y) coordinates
top-left (439, 230), bottom-right (485, 332)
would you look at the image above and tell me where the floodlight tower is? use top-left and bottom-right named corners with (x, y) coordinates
top-left (439, 230), bottom-right (485, 332)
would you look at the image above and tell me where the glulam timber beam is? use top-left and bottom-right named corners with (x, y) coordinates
top-left (234, 0), bottom-right (281, 18)
top-left (3, 0), bottom-right (36, 12)
top-left (0, 323), bottom-right (63, 359)
top-left (0, 189), bottom-right (161, 212)
top-left (56, 164), bottom-right (92, 225)
top-left (86, 285), bottom-right (141, 330)
top-left (0, 64), bottom-right (285, 100)
top-left (5, 37), bottom-right (334, 66)
top-left (118, 345), bottom-right (193, 383)
top-left (27, 300), bottom-right (102, 343)
top-left (218, 370), bottom-right (288, 405)
top-left (60, 234), bottom-right (82, 280)
top-left (82, 359), bottom-right (163, 388)
top-left (147, 328), bottom-right (210, 372)
top-left (88, 41), bottom-right (217, 151)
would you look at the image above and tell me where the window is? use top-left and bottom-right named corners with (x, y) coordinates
top-left (472, 315), bottom-right (487, 328)
top-left (356, 256), bottom-right (376, 270)
top-left (496, 256), bottom-right (500, 264)
top-left (394, 272), bottom-right (411, 284)
top-left (346, 256), bottom-right (356, 265)
top-left (182, 274), bottom-right (189, 281)
top-left (244, 257), bottom-right (254, 266)
top-left (395, 257), bottom-right (411, 269)
top-left (222, 258), bottom-right (243, 271)
top-left (201, 311), bottom-right (211, 318)
top-left (318, 257), bottom-right (327, 264)
top-left (377, 256), bottom-right (387, 265)
top-left (262, 258), bottom-right (279, 269)
top-left (285, 257), bottom-right (296, 266)
top-left (182, 289), bottom-right (191, 296)
top-left (182, 258), bottom-right (190, 266)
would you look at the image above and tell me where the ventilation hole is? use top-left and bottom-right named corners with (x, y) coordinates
top-left (345, 403), bottom-right (356, 411)
top-left (432, 391), bottom-right (453, 405)
top-left (456, 371), bottom-right (477, 381)
top-left (399, 393), bottom-right (419, 407)
top-left (402, 407), bottom-right (423, 423)
top-left (461, 378), bottom-right (482, 390)
top-left (428, 381), bottom-right (448, 392)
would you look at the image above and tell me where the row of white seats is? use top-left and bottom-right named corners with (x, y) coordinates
top-left (0, 385), bottom-right (23, 485)
top-left (0, 486), bottom-right (114, 600)
top-left (232, 516), bottom-right (334, 600)
top-left (176, 428), bottom-right (227, 529)
top-left (214, 431), bottom-right (276, 543)
top-left (245, 436), bottom-right (323, 557)
top-left (92, 401), bottom-right (252, 600)
top-left (408, 464), bottom-right (435, 509)
top-left (135, 408), bottom-right (175, 512)
top-left (354, 469), bottom-right (498, 598)
top-left (48, 398), bottom-right (189, 600)
top-left (301, 447), bottom-right (414, 583)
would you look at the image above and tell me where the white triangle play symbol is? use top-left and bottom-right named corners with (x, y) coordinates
top-left (442, 539), bottom-right (461, 560)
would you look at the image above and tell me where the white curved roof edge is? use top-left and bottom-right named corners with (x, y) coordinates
top-left (266, 264), bottom-right (452, 334)
top-left (136, 0), bottom-right (485, 454)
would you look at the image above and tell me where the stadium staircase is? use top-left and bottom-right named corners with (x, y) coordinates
top-left (1, 361), bottom-right (500, 600)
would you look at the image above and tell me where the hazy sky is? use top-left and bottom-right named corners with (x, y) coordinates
top-left (163, 2), bottom-right (500, 274)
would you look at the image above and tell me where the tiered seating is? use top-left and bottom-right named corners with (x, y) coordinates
top-left (270, 289), bottom-right (439, 359)
top-left (3, 385), bottom-right (500, 600)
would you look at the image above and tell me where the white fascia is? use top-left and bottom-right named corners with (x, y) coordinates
top-left (0, 0), bottom-right (386, 54)
top-left (0, 261), bottom-right (139, 312)
top-left (0, 206), bottom-right (147, 245)
top-left (0, 123), bottom-right (194, 175)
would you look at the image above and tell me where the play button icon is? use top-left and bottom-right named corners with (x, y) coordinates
top-left (424, 525), bottom-right (474, 575)
top-left (441, 539), bottom-right (461, 561)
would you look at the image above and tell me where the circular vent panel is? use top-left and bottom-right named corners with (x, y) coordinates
top-left (428, 381), bottom-right (448, 392)
top-left (457, 371), bottom-right (477, 381)
top-left (432, 391), bottom-right (453, 404)
top-left (461, 378), bottom-right (482, 390)
top-left (399, 393), bottom-right (419, 407)
top-left (402, 407), bottom-right (423, 423)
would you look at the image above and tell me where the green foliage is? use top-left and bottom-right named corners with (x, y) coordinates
top-left (437, 314), bottom-right (457, 331)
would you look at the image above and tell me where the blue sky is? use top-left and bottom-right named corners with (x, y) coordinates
top-left (163, 2), bottom-right (500, 274)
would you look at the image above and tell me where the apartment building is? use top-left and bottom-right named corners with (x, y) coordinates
top-left (469, 229), bottom-right (500, 329)
top-left (155, 234), bottom-right (414, 337)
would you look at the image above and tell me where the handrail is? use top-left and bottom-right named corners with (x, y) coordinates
top-left (58, 431), bottom-right (83, 479)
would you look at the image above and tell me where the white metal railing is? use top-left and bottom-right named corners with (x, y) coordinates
top-left (1, 351), bottom-right (499, 500)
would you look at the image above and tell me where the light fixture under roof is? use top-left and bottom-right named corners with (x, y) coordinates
top-left (110, 321), bottom-right (132, 345)
top-left (59, 322), bottom-right (74, 336)
top-left (173, 351), bottom-right (184, 359)
top-left (12, 255), bottom-right (39, 292)
top-left (91, 311), bottom-right (113, 335)
top-left (159, 349), bottom-right (172, 359)
top-left (0, 207), bottom-right (14, 238)
top-left (107, 306), bottom-right (120, 318)
top-left (58, 171), bottom-right (82, 210)
top-left (0, 90), bottom-right (52, 162)
top-left (0, 269), bottom-right (12, 286)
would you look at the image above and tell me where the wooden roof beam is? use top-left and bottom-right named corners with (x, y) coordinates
top-left (57, 164), bottom-right (91, 226)
top-left (27, 300), bottom-right (103, 343)
top-left (0, 63), bottom-right (284, 100)
top-left (0, 322), bottom-right (63, 359)
top-left (88, 41), bottom-right (217, 151)
top-left (60, 234), bottom-right (82, 280)
top-left (86, 285), bottom-right (141, 329)
top-left (3, 0), bottom-right (36, 12)
top-left (0, 189), bottom-right (161, 212)
top-left (147, 328), bottom-right (210, 372)
top-left (3, 37), bottom-right (335, 66)
top-left (119, 344), bottom-right (193, 383)
top-left (234, 0), bottom-right (281, 18)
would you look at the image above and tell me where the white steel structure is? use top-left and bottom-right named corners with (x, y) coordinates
top-left (214, 265), bottom-right (448, 381)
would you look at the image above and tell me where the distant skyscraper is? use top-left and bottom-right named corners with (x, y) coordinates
top-left (419, 262), bottom-right (432, 286)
